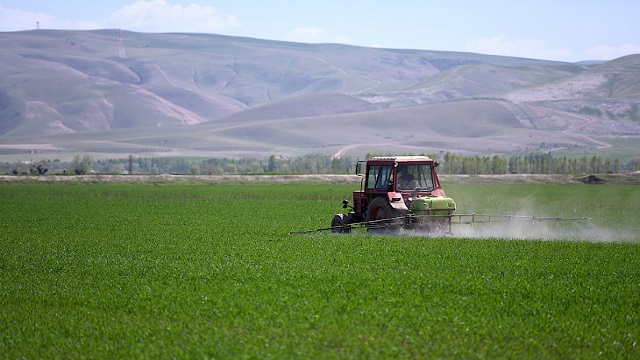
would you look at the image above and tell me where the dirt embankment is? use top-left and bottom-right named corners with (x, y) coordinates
top-left (2, 173), bottom-right (639, 185)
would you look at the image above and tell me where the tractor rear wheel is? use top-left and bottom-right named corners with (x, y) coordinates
top-left (331, 213), bottom-right (351, 233)
top-left (365, 197), bottom-right (401, 234)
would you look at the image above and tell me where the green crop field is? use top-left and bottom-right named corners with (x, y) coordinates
top-left (1, 181), bottom-right (639, 359)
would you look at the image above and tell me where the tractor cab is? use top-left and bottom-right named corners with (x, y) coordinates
top-left (362, 157), bottom-right (443, 194)
top-left (352, 156), bottom-right (449, 216)
top-left (334, 156), bottom-right (456, 234)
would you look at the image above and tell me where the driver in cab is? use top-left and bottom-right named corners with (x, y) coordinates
top-left (397, 167), bottom-right (416, 190)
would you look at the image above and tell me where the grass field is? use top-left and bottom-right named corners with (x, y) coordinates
top-left (0, 182), bottom-right (638, 358)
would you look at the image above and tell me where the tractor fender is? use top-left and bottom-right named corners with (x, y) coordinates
top-left (386, 192), bottom-right (408, 211)
top-left (431, 189), bottom-right (446, 197)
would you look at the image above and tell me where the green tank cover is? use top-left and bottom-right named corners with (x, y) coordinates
top-left (410, 196), bottom-right (456, 215)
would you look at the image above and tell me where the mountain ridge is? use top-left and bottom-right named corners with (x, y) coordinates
top-left (0, 29), bottom-right (638, 161)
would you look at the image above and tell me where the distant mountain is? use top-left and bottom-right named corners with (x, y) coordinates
top-left (0, 29), bottom-right (638, 161)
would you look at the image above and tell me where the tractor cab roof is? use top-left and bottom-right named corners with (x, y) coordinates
top-left (368, 156), bottom-right (434, 163)
top-left (356, 156), bottom-right (439, 178)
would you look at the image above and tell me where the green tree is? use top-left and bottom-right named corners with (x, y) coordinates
top-left (579, 156), bottom-right (588, 173)
top-left (71, 155), bottom-right (94, 175)
top-left (267, 155), bottom-right (278, 173)
top-left (128, 155), bottom-right (134, 174)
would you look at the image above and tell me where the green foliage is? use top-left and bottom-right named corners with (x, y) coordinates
top-left (443, 153), bottom-right (638, 175)
top-left (29, 163), bottom-right (48, 175)
top-left (96, 154), bottom-right (357, 175)
top-left (0, 183), bottom-right (638, 358)
top-left (70, 154), bottom-right (94, 175)
top-left (4, 152), bottom-right (640, 176)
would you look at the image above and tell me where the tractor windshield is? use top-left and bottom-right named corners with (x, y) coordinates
top-left (397, 164), bottom-right (434, 191)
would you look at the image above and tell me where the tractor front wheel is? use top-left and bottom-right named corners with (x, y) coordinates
top-left (365, 197), bottom-right (402, 234)
top-left (331, 213), bottom-right (351, 233)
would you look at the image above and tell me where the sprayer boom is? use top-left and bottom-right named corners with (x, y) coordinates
top-left (448, 213), bottom-right (591, 224)
top-left (289, 213), bottom-right (590, 235)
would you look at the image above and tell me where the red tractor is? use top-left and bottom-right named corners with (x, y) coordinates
top-left (331, 156), bottom-right (456, 234)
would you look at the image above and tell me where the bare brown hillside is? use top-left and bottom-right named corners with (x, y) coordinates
top-left (0, 30), bottom-right (638, 161)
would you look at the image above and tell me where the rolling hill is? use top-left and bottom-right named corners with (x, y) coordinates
top-left (0, 29), bottom-right (638, 161)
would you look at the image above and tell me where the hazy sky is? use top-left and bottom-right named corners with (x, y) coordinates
top-left (1, 0), bottom-right (639, 62)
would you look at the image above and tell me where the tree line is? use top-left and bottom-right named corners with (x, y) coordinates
top-left (438, 153), bottom-right (634, 175)
top-left (5, 152), bottom-right (640, 176)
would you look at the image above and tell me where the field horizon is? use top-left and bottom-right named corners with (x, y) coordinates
top-left (2, 172), bottom-right (640, 186)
